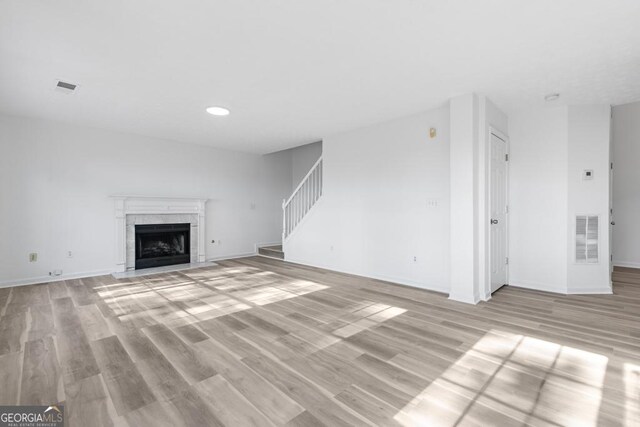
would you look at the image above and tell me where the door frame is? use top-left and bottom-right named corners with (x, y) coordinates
top-left (488, 127), bottom-right (510, 294)
top-left (609, 160), bottom-right (614, 278)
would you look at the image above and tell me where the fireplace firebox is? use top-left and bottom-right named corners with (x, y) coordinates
top-left (135, 223), bottom-right (190, 269)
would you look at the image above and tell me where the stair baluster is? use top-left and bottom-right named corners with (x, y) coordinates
top-left (282, 157), bottom-right (323, 241)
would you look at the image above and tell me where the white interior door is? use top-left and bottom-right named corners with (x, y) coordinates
top-left (490, 133), bottom-right (508, 292)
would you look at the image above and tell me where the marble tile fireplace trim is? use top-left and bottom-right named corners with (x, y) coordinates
top-left (112, 196), bottom-right (207, 272)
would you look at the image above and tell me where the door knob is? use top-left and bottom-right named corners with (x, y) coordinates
top-left (611, 221), bottom-right (615, 226)
top-left (491, 219), bottom-right (499, 225)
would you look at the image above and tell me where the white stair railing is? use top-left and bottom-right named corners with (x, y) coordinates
top-left (283, 157), bottom-right (323, 240)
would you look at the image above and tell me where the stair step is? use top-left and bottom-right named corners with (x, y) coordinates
top-left (258, 245), bottom-right (284, 260)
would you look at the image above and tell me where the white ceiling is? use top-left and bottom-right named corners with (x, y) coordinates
top-left (1, 0), bottom-right (639, 154)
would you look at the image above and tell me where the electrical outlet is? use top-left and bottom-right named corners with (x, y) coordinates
top-left (49, 270), bottom-right (63, 276)
top-left (67, 251), bottom-right (73, 258)
top-left (29, 253), bottom-right (38, 262)
top-left (413, 256), bottom-right (417, 262)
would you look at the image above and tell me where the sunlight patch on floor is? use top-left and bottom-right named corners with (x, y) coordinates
top-left (625, 363), bottom-right (640, 425)
top-left (332, 304), bottom-right (407, 338)
top-left (230, 280), bottom-right (329, 306)
top-left (394, 330), bottom-right (609, 427)
top-left (96, 265), bottom-right (330, 327)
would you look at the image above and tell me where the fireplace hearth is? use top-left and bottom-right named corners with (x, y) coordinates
top-left (135, 223), bottom-right (191, 269)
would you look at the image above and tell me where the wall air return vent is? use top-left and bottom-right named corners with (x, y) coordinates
top-left (55, 80), bottom-right (78, 94)
top-left (575, 215), bottom-right (598, 263)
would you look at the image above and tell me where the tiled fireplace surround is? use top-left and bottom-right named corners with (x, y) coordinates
top-left (113, 197), bottom-right (207, 272)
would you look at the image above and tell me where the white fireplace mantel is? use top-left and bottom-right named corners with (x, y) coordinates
top-left (112, 196), bottom-right (208, 272)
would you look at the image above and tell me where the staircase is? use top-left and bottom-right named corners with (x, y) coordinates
top-left (257, 157), bottom-right (323, 262)
top-left (282, 156), bottom-right (323, 241)
top-left (258, 245), bottom-right (285, 260)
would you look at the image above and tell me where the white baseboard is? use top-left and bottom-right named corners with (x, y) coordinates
top-left (374, 272), bottom-right (450, 295)
top-left (284, 256), bottom-right (450, 295)
top-left (0, 269), bottom-right (114, 289)
top-left (1, 251), bottom-right (261, 289)
top-left (206, 252), bottom-right (256, 262)
top-left (613, 261), bottom-right (640, 269)
top-left (448, 292), bottom-right (481, 305)
top-left (509, 281), bottom-right (568, 294)
top-left (567, 287), bottom-right (613, 295)
top-left (509, 281), bottom-right (613, 295)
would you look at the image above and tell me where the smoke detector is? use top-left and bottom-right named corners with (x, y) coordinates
top-left (55, 80), bottom-right (79, 94)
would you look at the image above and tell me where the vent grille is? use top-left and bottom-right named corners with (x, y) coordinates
top-left (576, 215), bottom-right (598, 263)
top-left (55, 80), bottom-right (78, 94)
top-left (56, 81), bottom-right (76, 90)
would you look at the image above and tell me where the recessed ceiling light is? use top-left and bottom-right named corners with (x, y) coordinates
top-left (544, 93), bottom-right (560, 102)
top-left (206, 106), bottom-right (230, 116)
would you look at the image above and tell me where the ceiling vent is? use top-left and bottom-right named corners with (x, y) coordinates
top-left (55, 80), bottom-right (78, 94)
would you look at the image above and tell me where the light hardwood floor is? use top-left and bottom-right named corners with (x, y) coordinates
top-left (0, 257), bottom-right (639, 426)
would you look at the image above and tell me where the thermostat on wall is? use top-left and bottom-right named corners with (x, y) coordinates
top-left (583, 169), bottom-right (594, 180)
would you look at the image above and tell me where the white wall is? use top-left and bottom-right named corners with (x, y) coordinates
top-left (449, 94), bottom-right (479, 302)
top-left (612, 101), bottom-right (640, 268)
top-left (258, 149), bottom-right (295, 248)
top-left (448, 94), bottom-right (509, 303)
top-left (285, 106), bottom-right (451, 293)
top-left (566, 105), bottom-right (611, 292)
top-left (284, 96), bottom-right (509, 302)
top-left (509, 107), bottom-right (569, 293)
top-left (0, 114), bottom-right (292, 286)
top-left (509, 105), bottom-right (612, 294)
top-left (291, 141), bottom-right (322, 190)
